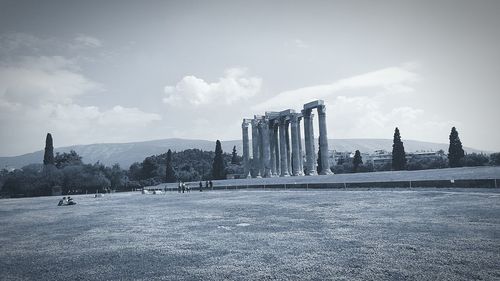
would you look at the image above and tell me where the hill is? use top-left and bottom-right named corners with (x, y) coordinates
top-left (0, 138), bottom-right (489, 170)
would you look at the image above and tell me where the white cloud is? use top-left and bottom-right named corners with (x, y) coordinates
top-left (74, 34), bottom-right (102, 48)
top-left (163, 67), bottom-right (262, 106)
top-left (326, 95), bottom-right (456, 144)
top-left (253, 65), bottom-right (420, 111)
top-left (0, 56), bottom-right (99, 107)
top-left (0, 54), bottom-right (161, 155)
top-left (247, 64), bottom-right (459, 145)
top-left (293, 39), bottom-right (309, 49)
top-left (284, 38), bottom-right (310, 49)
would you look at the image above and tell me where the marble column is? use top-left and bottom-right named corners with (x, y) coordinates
top-left (318, 105), bottom-right (333, 175)
top-left (251, 118), bottom-right (261, 178)
top-left (269, 121), bottom-right (276, 176)
top-left (297, 116), bottom-right (304, 176)
top-left (278, 118), bottom-right (290, 176)
top-left (273, 123), bottom-right (281, 176)
top-left (285, 120), bottom-right (292, 175)
top-left (302, 109), bottom-right (317, 175)
top-left (260, 118), bottom-right (271, 177)
top-left (290, 114), bottom-right (301, 176)
top-left (241, 120), bottom-right (250, 178)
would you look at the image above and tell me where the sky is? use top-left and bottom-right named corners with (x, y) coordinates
top-left (0, 0), bottom-right (499, 156)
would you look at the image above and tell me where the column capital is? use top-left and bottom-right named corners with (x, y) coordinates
top-left (259, 116), bottom-right (270, 126)
top-left (279, 116), bottom-right (288, 125)
top-left (242, 119), bottom-right (251, 128)
top-left (301, 108), bottom-right (312, 117)
top-left (290, 113), bottom-right (301, 123)
top-left (317, 104), bottom-right (326, 115)
top-left (251, 118), bottom-right (260, 126)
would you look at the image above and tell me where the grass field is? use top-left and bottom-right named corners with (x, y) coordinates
top-left (1, 188), bottom-right (499, 280)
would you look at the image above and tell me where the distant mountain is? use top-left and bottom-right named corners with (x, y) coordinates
top-left (0, 138), bottom-right (489, 170)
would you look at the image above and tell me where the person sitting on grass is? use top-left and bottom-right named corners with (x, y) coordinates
top-left (58, 197), bottom-right (66, 206)
top-left (67, 196), bottom-right (76, 205)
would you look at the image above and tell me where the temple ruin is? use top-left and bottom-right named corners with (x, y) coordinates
top-left (242, 100), bottom-right (333, 177)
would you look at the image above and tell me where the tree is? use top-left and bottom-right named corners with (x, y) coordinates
top-left (353, 150), bottom-right (363, 172)
top-left (462, 153), bottom-right (489, 167)
top-left (54, 150), bottom-right (83, 168)
top-left (490, 153), bottom-right (500, 166)
top-left (141, 157), bottom-right (159, 179)
top-left (43, 133), bottom-right (54, 165)
top-left (165, 149), bottom-right (176, 182)
top-left (231, 146), bottom-right (239, 164)
top-left (448, 127), bottom-right (465, 168)
top-left (108, 164), bottom-right (127, 190)
top-left (212, 140), bottom-right (226, 180)
top-left (391, 127), bottom-right (407, 170)
top-left (128, 162), bottom-right (143, 181)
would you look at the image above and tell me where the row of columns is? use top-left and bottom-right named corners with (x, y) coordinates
top-left (242, 100), bottom-right (333, 178)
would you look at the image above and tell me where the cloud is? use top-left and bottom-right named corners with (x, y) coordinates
top-left (74, 34), bottom-right (103, 48)
top-left (163, 67), bottom-right (262, 106)
top-left (253, 64), bottom-right (420, 111)
top-left (0, 32), bottom-right (103, 59)
top-left (247, 64), bottom-right (458, 145)
top-left (0, 51), bottom-right (161, 155)
top-left (327, 95), bottom-right (454, 142)
top-left (284, 38), bottom-right (310, 49)
top-left (0, 56), bottom-right (99, 107)
top-left (293, 39), bottom-right (309, 49)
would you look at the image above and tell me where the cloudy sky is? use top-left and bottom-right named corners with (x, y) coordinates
top-left (0, 0), bottom-right (499, 156)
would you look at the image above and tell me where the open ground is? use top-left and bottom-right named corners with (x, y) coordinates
top-left (1, 188), bottom-right (499, 280)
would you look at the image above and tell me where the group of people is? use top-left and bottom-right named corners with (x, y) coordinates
top-left (57, 196), bottom-right (76, 206)
top-left (177, 180), bottom-right (213, 193)
top-left (177, 182), bottom-right (190, 193)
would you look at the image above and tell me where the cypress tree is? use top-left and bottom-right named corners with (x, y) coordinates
top-left (353, 150), bottom-right (363, 172)
top-left (43, 133), bottom-right (54, 165)
top-left (448, 127), bottom-right (465, 168)
top-left (391, 127), bottom-right (406, 170)
top-left (231, 145), bottom-right (238, 164)
top-left (165, 149), bottom-right (176, 182)
top-left (212, 140), bottom-right (226, 180)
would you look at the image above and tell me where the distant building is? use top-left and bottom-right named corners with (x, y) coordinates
top-left (407, 150), bottom-right (446, 161)
top-left (366, 150), bottom-right (392, 166)
top-left (331, 149), bottom-right (446, 168)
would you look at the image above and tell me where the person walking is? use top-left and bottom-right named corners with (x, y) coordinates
top-left (182, 183), bottom-right (185, 193)
top-left (209, 180), bottom-right (213, 190)
top-left (178, 182), bottom-right (181, 193)
top-left (199, 181), bottom-right (203, 192)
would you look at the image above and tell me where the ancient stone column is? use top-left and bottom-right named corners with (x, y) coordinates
top-left (260, 118), bottom-right (271, 177)
top-left (302, 109), bottom-right (317, 175)
top-left (251, 118), bottom-right (261, 178)
top-left (273, 123), bottom-right (281, 176)
top-left (290, 114), bottom-right (301, 176)
top-left (269, 122), bottom-right (276, 176)
top-left (285, 120), bottom-right (292, 175)
top-left (318, 105), bottom-right (333, 175)
top-left (241, 119), bottom-right (251, 178)
top-left (297, 116), bottom-right (304, 175)
top-left (278, 118), bottom-right (290, 176)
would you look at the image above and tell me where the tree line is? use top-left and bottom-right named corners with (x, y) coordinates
top-left (0, 135), bottom-right (240, 198)
top-left (1, 128), bottom-right (499, 197)
top-left (330, 126), bottom-right (500, 174)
